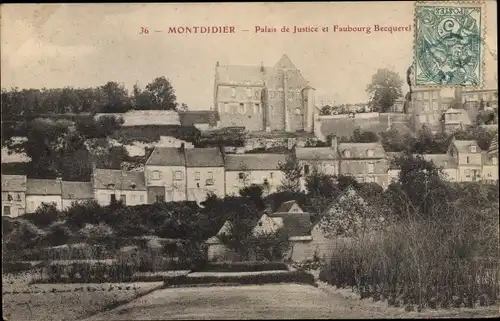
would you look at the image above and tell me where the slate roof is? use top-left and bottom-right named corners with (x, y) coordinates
top-left (452, 140), bottom-right (482, 153)
top-left (268, 212), bottom-right (311, 237)
top-left (26, 179), bottom-right (62, 195)
top-left (215, 65), bottom-right (270, 84)
top-left (1, 175), bottom-right (27, 192)
top-left (146, 147), bottom-right (186, 166)
top-left (185, 148), bottom-right (225, 167)
top-left (295, 147), bottom-right (339, 160)
top-left (93, 169), bottom-right (146, 191)
top-left (417, 154), bottom-right (458, 169)
top-left (178, 111), bottom-right (220, 127)
top-left (61, 181), bottom-right (94, 199)
top-left (224, 154), bottom-right (288, 171)
top-left (338, 142), bottom-right (386, 159)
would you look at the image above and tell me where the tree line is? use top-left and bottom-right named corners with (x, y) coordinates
top-left (1, 76), bottom-right (183, 121)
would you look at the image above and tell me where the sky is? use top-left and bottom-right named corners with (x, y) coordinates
top-left (1, 2), bottom-right (497, 110)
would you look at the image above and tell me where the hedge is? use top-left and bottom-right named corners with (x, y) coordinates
top-left (163, 271), bottom-right (315, 287)
top-left (3, 261), bottom-right (41, 274)
top-left (196, 261), bottom-right (288, 273)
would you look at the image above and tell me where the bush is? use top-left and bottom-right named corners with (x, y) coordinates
top-left (3, 262), bottom-right (36, 274)
top-left (22, 203), bottom-right (61, 227)
top-left (42, 261), bottom-right (136, 283)
top-left (164, 270), bottom-right (315, 287)
top-left (198, 261), bottom-right (288, 273)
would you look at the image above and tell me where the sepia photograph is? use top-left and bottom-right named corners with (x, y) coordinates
top-left (1, 2), bottom-right (499, 320)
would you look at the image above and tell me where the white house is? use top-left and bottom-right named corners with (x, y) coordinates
top-left (26, 178), bottom-right (63, 213)
top-left (92, 168), bottom-right (147, 206)
top-left (61, 181), bottom-right (94, 210)
top-left (185, 148), bottom-right (225, 202)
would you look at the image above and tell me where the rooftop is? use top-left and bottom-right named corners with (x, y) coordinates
top-left (1, 175), bottom-right (27, 192)
top-left (224, 154), bottom-right (288, 171)
top-left (61, 181), bottom-right (94, 199)
top-left (338, 142), bottom-right (386, 159)
top-left (26, 179), bottom-right (62, 195)
top-left (295, 147), bottom-right (338, 160)
top-left (93, 169), bottom-right (146, 191)
top-left (184, 148), bottom-right (225, 167)
top-left (146, 147), bottom-right (186, 166)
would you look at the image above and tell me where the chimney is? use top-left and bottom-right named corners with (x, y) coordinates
top-left (330, 135), bottom-right (338, 151)
top-left (260, 61), bottom-right (264, 72)
top-left (216, 61), bottom-right (219, 67)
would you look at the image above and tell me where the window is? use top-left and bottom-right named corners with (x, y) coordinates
top-left (156, 195), bottom-right (165, 203)
top-left (367, 149), bottom-right (374, 157)
top-left (470, 145), bottom-right (476, 153)
top-left (367, 163), bottom-right (375, 173)
top-left (131, 195), bottom-right (136, 202)
top-left (16, 194), bottom-right (21, 201)
top-left (295, 108), bottom-right (301, 115)
top-left (492, 157), bottom-right (498, 165)
top-left (465, 169), bottom-right (471, 177)
top-left (289, 89), bottom-right (294, 100)
top-left (174, 171), bottom-right (183, 181)
top-left (206, 178), bottom-right (214, 186)
top-left (443, 161), bottom-right (448, 167)
top-left (7, 194), bottom-right (12, 201)
top-left (238, 172), bottom-right (245, 180)
top-left (140, 195), bottom-right (145, 203)
top-left (195, 172), bottom-right (200, 181)
top-left (224, 103), bottom-right (229, 113)
top-left (151, 171), bottom-right (161, 180)
top-left (254, 103), bottom-right (259, 114)
top-left (432, 91), bottom-right (439, 99)
top-left (68, 193), bottom-right (75, 199)
top-left (110, 194), bottom-right (117, 203)
top-left (304, 164), bottom-right (310, 175)
top-left (466, 156), bottom-right (470, 164)
top-left (120, 194), bottom-right (126, 205)
top-left (207, 172), bottom-right (214, 180)
top-left (343, 150), bottom-right (351, 158)
top-left (270, 172), bottom-right (274, 179)
top-left (246, 87), bottom-right (252, 98)
top-left (3, 206), bottom-right (11, 216)
top-left (239, 103), bottom-right (245, 114)
top-left (358, 177), bottom-right (365, 183)
top-left (231, 87), bottom-right (236, 98)
top-left (432, 102), bottom-right (439, 110)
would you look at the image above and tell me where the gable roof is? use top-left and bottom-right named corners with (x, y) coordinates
top-left (26, 179), bottom-right (62, 195)
top-left (215, 64), bottom-right (269, 85)
top-left (224, 154), bottom-right (288, 171)
top-left (268, 212), bottom-right (311, 237)
top-left (452, 140), bottom-right (482, 153)
top-left (146, 147), bottom-right (186, 166)
top-left (178, 111), bottom-right (220, 127)
top-left (61, 181), bottom-right (94, 199)
top-left (2, 175), bottom-right (27, 192)
top-left (93, 169), bottom-right (146, 191)
top-left (185, 148), bottom-right (224, 167)
top-left (275, 200), bottom-right (302, 213)
top-left (295, 147), bottom-right (339, 160)
top-left (338, 142), bottom-right (386, 159)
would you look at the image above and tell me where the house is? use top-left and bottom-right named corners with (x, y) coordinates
top-left (178, 110), bottom-right (220, 131)
top-left (2, 174), bottom-right (27, 217)
top-left (145, 147), bottom-right (187, 203)
top-left (390, 97), bottom-right (405, 113)
top-left (206, 200), bottom-right (316, 262)
top-left (26, 178), bottom-right (63, 213)
top-left (61, 181), bottom-right (94, 210)
top-left (214, 54), bottom-right (316, 133)
top-left (338, 142), bottom-right (389, 188)
top-left (411, 88), bottom-right (444, 132)
top-left (296, 137), bottom-right (340, 190)
top-left (418, 154), bottom-right (459, 182)
top-left (185, 147), bottom-right (225, 202)
top-left (448, 138), bottom-right (483, 182)
top-left (92, 168), bottom-right (147, 206)
top-left (442, 108), bottom-right (471, 133)
top-left (482, 136), bottom-right (499, 183)
top-left (224, 153), bottom-right (288, 196)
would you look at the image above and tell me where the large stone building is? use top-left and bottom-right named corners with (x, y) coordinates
top-left (213, 54), bottom-right (316, 133)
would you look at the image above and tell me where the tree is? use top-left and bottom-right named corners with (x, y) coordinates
top-left (350, 128), bottom-right (379, 143)
top-left (278, 153), bottom-right (303, 193)
top-left (366, 68), bottom-right (404, 113)
top-left (99, 81), bottom-right (133, 113)
top-left (249, 227), bottom-right (291, 261)
top-left (239, 184), bottom-right (265, 210)
top-left (320, 105), bottom-right (332, 115)
top-left (144, 77), bottom-right (177, 110)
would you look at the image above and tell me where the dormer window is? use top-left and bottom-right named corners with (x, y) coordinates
top-left (343, 150), bottom-right (351, 158)
top-left (107, 184), bottom-right (115, 189)
top-left (131, 183), bottom-right (136, 189)
top-left (367, 149), bottom-right (374, 157)
top-left (470, 145), bottom-right (477, 153)
top-left (151, 171), bottom-right (161, 180)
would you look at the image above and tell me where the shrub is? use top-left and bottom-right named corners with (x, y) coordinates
top-left (164, 270), bottom-right (315, 286)
top-left (198, 261), bottom-right (288, 273)
top-left (3, 262), bottom-right (35, 274)
top-left (42, 261), bottom-right (136, 283)
top-left (22, 203), bottom-right (61, 227)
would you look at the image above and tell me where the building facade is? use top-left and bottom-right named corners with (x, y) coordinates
top-left (448, 138), bottom-right (483, 182)
top-left (145, 147), bottom-right (187, 203)
top-left (185, 148), bottom-right (225, 202)
top-left (92, 168), bottom-right (147, 206)
top-left (214, 54), bottom-right (316, 133)
top-left (224, 153), bottom-right (288, 196)
top-left (2, 175), bottom-right (27, 217)
top-left (26, 178), bottom-right (63, 213)
top-left (442, 108), bottom-right (471, 133)
top-left (61, 181), bottom-right (94, 210)
top-left (411, 88), bottom-right (444, 132)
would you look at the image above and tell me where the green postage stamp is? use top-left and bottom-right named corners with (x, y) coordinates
top-left (414, 1), bottom-right (484, 87)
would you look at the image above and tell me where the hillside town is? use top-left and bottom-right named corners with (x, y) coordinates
top-left (2, 55), bottom-right (498, 216)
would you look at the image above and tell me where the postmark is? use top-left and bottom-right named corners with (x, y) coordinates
top-left (414, 1), bottom-right (485, 87)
